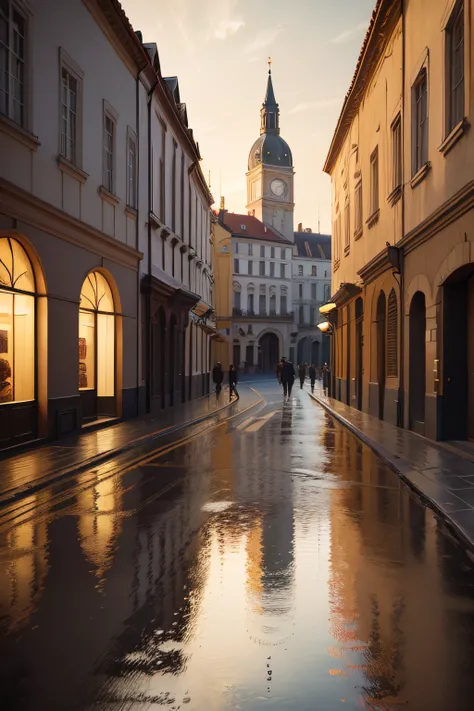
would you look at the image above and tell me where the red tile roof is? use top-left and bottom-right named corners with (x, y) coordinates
top-left (222, 213), bottom-right (290, 244)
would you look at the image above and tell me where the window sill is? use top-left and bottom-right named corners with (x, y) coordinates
top-left (0, 115), bottom-right (40, 151)
top-left (125, 205), bottom-right (137, 219)
top-left (366, 208), bottom-right (380, 229)
top-left (387, 184), bottom-right (402, 207)
top-left (344, 244), bottom-right (350, 257)
top-left (410, 162), bottom-right (431, 189)
top-left (58, 155), bottom-right (88, 184)
top-left (353, 226), bottom-right (363, 241)
top-left (439, 118), bottom-right (470, 157)
top-left (99, 185), bottom-right (120, 206)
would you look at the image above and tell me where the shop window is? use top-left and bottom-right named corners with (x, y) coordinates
top-left (79, 271), bottom-right (115, 398)
top-left (0, 237), bottom-right (35, 404)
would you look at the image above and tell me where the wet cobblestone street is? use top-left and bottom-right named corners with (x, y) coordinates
top-left (2, 379), bottom-right (474, 710)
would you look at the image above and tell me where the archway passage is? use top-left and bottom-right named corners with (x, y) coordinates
top-left (79, 271), bottom-right (116, 423)
top-left (443, 266), bottom-right (474, 440)
top-left (0, 237), bottom-right (37, 446)
top-left (259, 332), bottom-right (279, 372)
top-left (311, 340), bottom-right (320, 366)
top-left (409, 291), bottom-right (426, 435)
top-left (376, 292), bottom-right (386, 420)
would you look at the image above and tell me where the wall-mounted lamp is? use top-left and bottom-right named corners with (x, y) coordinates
top-left (319, 302), bottom-right (337, 315)
top-left (317, 321), bottom-right (332, 333)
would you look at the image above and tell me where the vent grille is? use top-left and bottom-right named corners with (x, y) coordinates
top-left (387, 289), bottom-right (398, 377)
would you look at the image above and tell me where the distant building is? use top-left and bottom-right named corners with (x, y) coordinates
top-left (293, 227), bottom-right (332, 366)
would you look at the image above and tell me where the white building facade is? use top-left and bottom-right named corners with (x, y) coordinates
top-left (0, 0), bottom-right (213, 453)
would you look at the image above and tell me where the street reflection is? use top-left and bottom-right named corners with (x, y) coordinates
top-left (1, 389), bottom-right (474, 711)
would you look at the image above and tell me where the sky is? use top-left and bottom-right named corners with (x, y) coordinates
top-left (120, 0), bottom-right (377, 234)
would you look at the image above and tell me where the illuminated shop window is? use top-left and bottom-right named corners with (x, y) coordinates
top-left (79, 271), bottom-right (115, 397)
top-left (0, 237), bottom-right (35, 404)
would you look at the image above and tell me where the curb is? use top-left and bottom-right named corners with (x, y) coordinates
top-left (0, 390), bottom-right (259, 509)
top-left (309, 391), bottom-right (474, 553)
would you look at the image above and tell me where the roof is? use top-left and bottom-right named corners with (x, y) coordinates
top-left (222, 213), bottom-right (291, 244)
top-left (249, 133), bottom-right (293, 170)
top-left (323, 0), bottom-right (401, 174)
top-left (293, 232), bottom-right (332, 260)
top-left (264, 70), bottom-right (277, 106)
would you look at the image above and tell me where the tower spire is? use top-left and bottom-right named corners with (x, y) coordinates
top-left (260, 59), bottom-right (279, 135)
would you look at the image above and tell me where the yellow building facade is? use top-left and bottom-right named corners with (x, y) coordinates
top-left (211, 215), bottom-right (232, 369)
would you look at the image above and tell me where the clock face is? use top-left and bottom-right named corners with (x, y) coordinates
top-left (270, 178), bottom-right (286, 197)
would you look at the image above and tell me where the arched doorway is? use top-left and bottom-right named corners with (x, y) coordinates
top-left (259, 332), bottom-right (279, 372)
top-left (311, 340), bottom-right (320, 366)
top-left (355, 297), bottom-right (364, 411)
top-left (0, 236), bottom-right (38, 445)
top-left (79, 271), bottom-right (117, 422)
top-left (409, 291), bottom-right (426, 434)
top-left (443, 266), bottom-right (474, 440)
top-left (376, 292), bottom-right (386, 420)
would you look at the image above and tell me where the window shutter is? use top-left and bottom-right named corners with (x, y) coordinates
top-left (387, 289), bottom-right (398, 377)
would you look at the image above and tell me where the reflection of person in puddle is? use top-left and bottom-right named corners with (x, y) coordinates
top-left (0, 358), bottom-right (12, 403)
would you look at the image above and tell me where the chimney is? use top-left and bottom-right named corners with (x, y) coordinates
top-left (298, 222), bottom-right (303, 232)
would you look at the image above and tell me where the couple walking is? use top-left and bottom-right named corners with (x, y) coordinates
top-left (297, 362), bottom-right (318, 393)
top-left (212, 363), bottom-right (239, 401)
top-left (276, 357), bottom-right (296, 398)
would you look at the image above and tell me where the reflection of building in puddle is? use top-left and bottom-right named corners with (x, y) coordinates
top-left (327, 423), bottom-right (455, 710)
top-left (77, 472), bottom-right (123, 582)
top-left (0, 494), bottom-right (49, 630)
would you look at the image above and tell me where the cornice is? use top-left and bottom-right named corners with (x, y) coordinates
top-left (400, 180), bottom-right (474, 255)
top-left (357, 246), bottom-right (392, 284)
top-left (0, 178), bottom-right (142, 270)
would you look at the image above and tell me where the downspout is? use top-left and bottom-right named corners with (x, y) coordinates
top-left (135, 66), bottom-right (146, 416)
top-left (398, 0), bottom-right (406, 428)
top-left (146, 78), bottom-right (159, 413)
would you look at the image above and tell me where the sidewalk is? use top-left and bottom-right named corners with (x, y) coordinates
top-left (0, 387), bottom-right (260, 507)
top-left (309, 385), bottom-right (474, 551)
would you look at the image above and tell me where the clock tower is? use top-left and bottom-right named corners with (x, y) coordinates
top-left (246, 62), bottom-right (294, 242)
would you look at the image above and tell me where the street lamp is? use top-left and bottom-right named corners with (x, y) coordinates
top-left (317, 321), bottom-right (332, 333)
top-left (319, 302), bottom-right (337, 315)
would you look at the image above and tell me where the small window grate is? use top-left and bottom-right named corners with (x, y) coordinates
top-left (387, 289), bottom-right (398, 377)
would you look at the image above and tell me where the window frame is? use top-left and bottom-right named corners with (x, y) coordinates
top-left (280, 263), bottom-right (285, 279)
top-left (259, 261), bottom-right (265, 276)
top-left (58, 49), bottom-right (83, 168)
top-left (298, 265), bottom-right (303, 276)
top-left (391, 113), bottom-right (402, 191)
top-left (0, 0), bottom-right (28, 127)
top-left (344, 196), bottom-right (350, 251)
top-left (412, 69), bottom-right (429, 176)
top-left (102, 100), bottom-right (118, 195)
top-left (369, 146), bottom-right (379, 216)
top-left (354, 181), bottom-right (363, 239)
top-left (126, 126), bottom-right (137, 209)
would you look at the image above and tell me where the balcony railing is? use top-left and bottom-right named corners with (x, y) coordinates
top-left (232, 308), bottom-right (294, 319)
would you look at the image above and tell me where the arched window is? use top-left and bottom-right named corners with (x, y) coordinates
top-left (0, 237), bottom-right (35, 404)
top-left (233, 281), bottom-right (241, 312)
top-left (387, 288), bottom-right (398, 377)
top-left (79, 272), bottom-right (115, 418)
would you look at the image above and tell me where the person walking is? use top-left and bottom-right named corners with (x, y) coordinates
top-left (309, 363), bottom-right (317, 393)
top-left (298, 362), bottom-right (307, 389)
top-left (229, 364), bottom-right (239, 400)
top-left (322, 363), bottom-right (329, 395)
top-left (212, 362), bottom-right (224, 395)
top-left (281, 358), bottom-right (296, 399)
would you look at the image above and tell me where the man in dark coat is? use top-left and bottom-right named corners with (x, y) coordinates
top-left (276, 359), bottom-right (283, 385)
top-left (212, 362), bottom-right (224, 394)
top-left (298, 362), bottom-right (307, 389)
top-left (281, 358), bottom-right (296, 398)
top-left (309, 363), bottom-right (317, 393)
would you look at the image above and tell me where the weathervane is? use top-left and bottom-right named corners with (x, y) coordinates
top-left (268, 56), bottom-right (272, 73)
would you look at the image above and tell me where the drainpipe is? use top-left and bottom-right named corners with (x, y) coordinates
top-left (146, 78), bottom-right (159, 413)
top-left (399, 0), bottom-right (406, 428)
top-left (135, 66), bottom-right (146, 417)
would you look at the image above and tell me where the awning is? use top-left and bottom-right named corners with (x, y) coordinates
top-left (142, 271), bottom-right (200, 311)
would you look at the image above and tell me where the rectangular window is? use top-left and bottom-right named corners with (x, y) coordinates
top-left (412, 70), bottom-right (428, 174)
top-left (60, 68), bottom-right (78, 164)
top-left (180, 153), bottom-right (185, 238)
top-left (159, 123), bottom-right (166, 221)
top-left (248, 243), bottom-right (253, 256)
top-left (299, 284), bottom-right (303, 298)
top-left (310, 306), bottom-right (315, 324)
top-left (259, 261), bottom-right (265, 276)
top-left (299, 305), bottom-right (304, 324)
top-left (259, 294), bottom-right (266, 314)
top-left (324, 284), bottom-right (331, 301)
top-left (234, 258), bottom-right (239, 274)
top-left (344, 198), bottom-right (350, 248)
top-left (270, 294), bottom-right (276, 315)
top-left (103, 111), bottom-right (115, 193)
top-left (281, 294), bottom-right (287, 314)
top-left (370, 147), bottom-right (379, 215)
top-left (311, 283), bottom-right (317, 300)
top-left (298, 265), bottom-right (303, 276)
top-left (235, 242), bottom-right (239, 254)
top-left (354, 182), bottom-right (363, 235)
top-left (391, 114), bottom-right (402, 190)
top-left (446, 0), bottom-right (464, 133)
top-left (126, 130), bottom-right (137, 209)
top-left (260, 245), bottom-right (265, 258)
top-left (0, 1), bottom-right (25, 125)
top-left (270, 262), bottom-right (275, 277)
top-left (311, 265), bottom-right (317, 277)
top-left (248, 260), bottom-right (253, 275)
top-left (247, 293), bottom-right (254, 314)
top-left (171, 140), bottom-right (177, 232)
top-left (280, 263), bottom-right (285, 279)
top-left (233, 291), bottom-right (241, 310)
top-left (271, 247), bottom-right (275, 258)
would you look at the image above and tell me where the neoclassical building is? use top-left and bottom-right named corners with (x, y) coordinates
top-left (324, 0), bottom-right (474, 443)
top-left (0, 0), bottom-right (213, 452)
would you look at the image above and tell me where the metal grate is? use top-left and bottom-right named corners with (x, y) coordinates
top-left (387, 289), bottom-right (398, 377)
